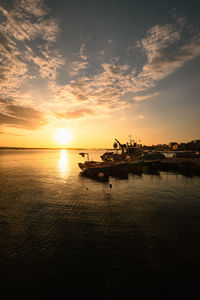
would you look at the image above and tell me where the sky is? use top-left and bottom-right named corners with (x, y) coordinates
top-left (0, 0), bottom-right (200, 148)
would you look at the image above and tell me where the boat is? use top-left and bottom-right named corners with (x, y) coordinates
top-left (110, 161), bottom-right (129, 174)
top-left (78, 152), bottom-right (111, 178)
top-left (78, 161), bottom-right (111, 177)
top-left (78, 152), bottom-right (128, 178)
top-left (101, 137), bottom-right (143, 162)
top-left (137, 151), bottom-right (165, 165)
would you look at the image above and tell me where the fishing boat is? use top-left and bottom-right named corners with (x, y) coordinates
top-left (137, 151), bottom-right (165, 165)
top-left (78, 152), bottom-right (128, 178)
top-left (78, 161), bottom-right (111, 177)
top-left (101, 137), bottom-right (142, 162)
top-left (110, 161), bottom-right (129, 175)
top-left (128, 151), bottom-right (165, 173)
top-left (78, 152), bottom-right (111, 177)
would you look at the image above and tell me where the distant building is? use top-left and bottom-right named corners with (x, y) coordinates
top-left (168, 142), bottom-right (178, 149)
top-left (189, 140), bottom-right (200, 150)
top-left (172, 144), bottom-right (178, 150)
top-left (171, 140), bottom-right (200, 151)
top-left (144, 139), bottom-right (200, 151)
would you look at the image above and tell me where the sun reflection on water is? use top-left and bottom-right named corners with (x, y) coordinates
top-left (58, 149), bottom-right (69, 178)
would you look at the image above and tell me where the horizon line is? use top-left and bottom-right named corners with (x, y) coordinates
top-left (0, 146), bottom-right (107, 150)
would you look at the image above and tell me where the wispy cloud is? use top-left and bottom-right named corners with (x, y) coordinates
top-left (79, 43), bottom-right (87, 61)
top-left (0, 0), bottom-right (63, 99)
top-left (134, 92), bottom-right (159, 101)
top-left (0, 131), bottom-right (25, 136)
top-left (30, 46), bottom-right (64, 80)
top-left (69, 43), bottom-right (89, 76)
top-left (137, 22), bottom-right (200, 81)
top-left (66, 63), bottom-right (131, 109)
top-left (137, 23), bottom-right (181, 64)
top-left (63, 18), bottom-right (200, 113)
top-left (70, 60), bottom-right (88, 76)
top-left (55, 108), bottom-right (95, 119)
top-left (19, 0), bottom-right (49, 17)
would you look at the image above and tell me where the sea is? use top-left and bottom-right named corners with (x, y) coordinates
top-left (0, 149), bottom-right (200, 298)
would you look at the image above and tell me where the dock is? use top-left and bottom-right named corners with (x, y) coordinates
top-left (159, 157), bottom-right (200, 175)
top-left (128, 157), bottom-right (200, 175)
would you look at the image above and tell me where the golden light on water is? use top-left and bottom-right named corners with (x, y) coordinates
top-left (58, 149), bottom-right (69, 178)
top-left (54, 128), bottom-right (73, 145)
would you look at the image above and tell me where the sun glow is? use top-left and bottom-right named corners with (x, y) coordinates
top-left (54, 128), bottom-right (73, 145)
top-left (58, 150), bottom-right (69, 178)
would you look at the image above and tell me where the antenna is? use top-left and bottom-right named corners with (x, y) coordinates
top-left (128, 133), bottom-right (132, 145)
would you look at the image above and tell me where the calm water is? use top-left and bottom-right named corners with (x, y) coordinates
top-left (0, 149), bottom-right (200, 298)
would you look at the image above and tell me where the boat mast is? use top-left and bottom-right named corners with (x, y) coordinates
top-left (128, 134), bottom-right (132, 146)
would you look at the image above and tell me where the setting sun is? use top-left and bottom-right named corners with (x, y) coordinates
top-left (54, 128), bottom-right (73, 145)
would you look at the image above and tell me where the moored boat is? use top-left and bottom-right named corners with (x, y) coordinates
top-left (101, 137), bottom-right (143, 162)
top-left (78, 161), bottom-right (111, 177)
top-left (78, 152), bottom-right (129, 178)
top-left (137, 151), bottom-right (165, 165)
top-left (78, 152), bottom-right (111, 178)
top-left (110, 161), bottom-right (129, 174)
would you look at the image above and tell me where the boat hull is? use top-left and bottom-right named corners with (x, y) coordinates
top-left (78, 161), bottom-right (129, 178)
top-left (78, 162), bottom-right (110, 177)
top-left (110, 162), bottom-right (128, 174)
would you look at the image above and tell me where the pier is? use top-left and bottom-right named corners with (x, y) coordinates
top-left (159, 157), bottom-right (200, 175)
top-left (128, 157), bottom-right (200, 175)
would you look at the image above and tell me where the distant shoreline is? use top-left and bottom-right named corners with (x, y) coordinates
top-left (0, 147), bottom-right (106, 150)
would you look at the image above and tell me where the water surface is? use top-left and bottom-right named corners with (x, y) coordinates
top-left (0, 149), bottom-right (200, 297)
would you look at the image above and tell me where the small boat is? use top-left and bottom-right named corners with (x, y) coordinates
top-left (137, 151), bottom-right (165, 165)
top-left (78, 161), bottom-right (111, 177)
top-left (78, 153), bottom-right (128, 178)
top-left (78, 152), bottom-right (111, 177)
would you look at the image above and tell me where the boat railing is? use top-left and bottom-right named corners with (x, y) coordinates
top-left (79, 152), bottom-right (89, 161)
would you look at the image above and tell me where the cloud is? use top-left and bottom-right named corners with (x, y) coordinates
top-left (31, 47), bottom-right (64, 80)
top-left (65, 18), bottom-right (200, 111)
top-left (134, 92), bottom-right (159, 101)
top-left (0, 0), bottom-right (62, 98)
top-left (1, 3), bottom-right (200, 129)
top-left (19, 0), bottom-right (49, 17)
top-left (0, 32), bottom-right (12, 53)
top-left (0, 112), bottom-right (46, 129)
top-left (64, 63), bottom-right (131, 110)
top-left (137, 23), bottom-right (181, 64)
top-left (55, 108), bottom-right (95, 119)
top-left (0, 131), bottom-right (25, 136)
top-left (0, 4), bottom-right (59, 43)
top-left (137, 22), bottom-right (200, 81)
top-left (69, 43), bottom-right (89, 76)
top-left (70, 60), bottom-right (88, 76)
top-left (0, 98), bottom-right (46, 129)
top-left (48, 18), bottom-right (200, 116)
top-left (0, 98), bottom-right (15, 105)
top-left (79, 43), bottom-right (87, 60)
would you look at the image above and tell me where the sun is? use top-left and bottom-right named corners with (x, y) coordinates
top-left (54, 128), bottom-right (73, 145)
